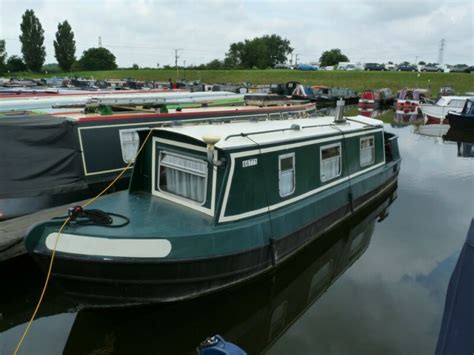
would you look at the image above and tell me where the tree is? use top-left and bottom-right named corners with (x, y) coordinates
top-left (319, 49), bottom-right (349, 67)
top-left (7, 55), bottom-right (28, 72)
top-left (77, 47), bottom-right (117, 70)
top-left (19, 9), bottom-right (46, 72)
top-left (205, 59), bottom-right (224, 69)
top-left (0, 39), bottom-right (7, 73)
top-left (418, 61), bottom-right (426, 65)
top-left (54, 20), bottom-right (76, 71)
top-left (225, 35), bottom-right (293, 69)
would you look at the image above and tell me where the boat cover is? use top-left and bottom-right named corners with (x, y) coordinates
top-left (435, 218), bottom-right (474, 355)
top-left (0, 114), bottom-right (86, 198)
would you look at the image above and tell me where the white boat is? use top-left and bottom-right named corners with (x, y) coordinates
top-left (420, 96), bottom-right (471, 124)
top-left (0, 91), bottom-right (244, 113)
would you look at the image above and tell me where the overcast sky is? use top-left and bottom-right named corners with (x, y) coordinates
top-left (0, 0), bottom-right (473, 67)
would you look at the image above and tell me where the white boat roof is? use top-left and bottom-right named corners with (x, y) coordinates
top-left (52, 103), bottom-right (311, 120)
top-left (435, 96), bottom-right (471, 105)
top-left (155, 115), bottom-right (384, 150)
top-left (0, 91), bottom-right (243, 111)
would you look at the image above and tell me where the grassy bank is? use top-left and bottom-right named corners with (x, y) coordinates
top-left (19, 69), bottom-right (474, 96)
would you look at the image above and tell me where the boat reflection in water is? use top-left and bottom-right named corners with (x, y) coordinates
top-left (58, 186), bottom-right (397, 354)
top-left (1, 186), bottom-right (397, 354)
top-left (443, 128), bottom-right (474, 158)
top-left (358, 107), bottom-right (393, 119)
top-left (413, 124), bottom-right (450, 138)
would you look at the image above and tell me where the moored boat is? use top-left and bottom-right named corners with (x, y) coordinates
top-left (395, 88), bottom-right (429, 122)
top-left (0, 90), bottom-right (242, 113)
top-left (446, 98), bottom-right (474, 130)
top-left (358, 88), bottom-right (394, 108)
top-left (310, 86), bottom-right (359, 105)
top-left (420, 96), bottom-right (471, 125)
top-left (0, 100), bottom-right (315, 220)
top-left (25, 103), bottom-right (401, 307)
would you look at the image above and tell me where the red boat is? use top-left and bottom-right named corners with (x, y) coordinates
top-left (358, 88), bottom-right (394, 108)
top-left (395, 88), bottom-right (429, 122)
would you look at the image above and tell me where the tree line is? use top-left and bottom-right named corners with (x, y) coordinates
top-left (0, 9), bottom-right (353, 74)
top-left (0, 9), bottom-right (117, 74)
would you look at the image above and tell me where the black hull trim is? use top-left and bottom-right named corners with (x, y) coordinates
top-left (447, 115), bottom-right (474, 130)
top-left (31, 175), bottom-right (398, 307)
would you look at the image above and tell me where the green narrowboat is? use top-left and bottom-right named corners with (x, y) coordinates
top-left (25, 108), bottom-right (401, 307)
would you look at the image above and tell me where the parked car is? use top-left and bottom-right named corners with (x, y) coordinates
top-left (465, 65), bottom-right (474, 73)
top-left (397, 64), bottom-right (418, 72)
top-left (273, 63), bottom-right (292, 69)
top-left (364, 63), bottom-right (385, 71)
top-left (296, 63), bottom-right (318, 71)
top-left (450, 64), bottom-right (468, 73)
top-left (422, 63), bottom-right (443, 72)
top-left (385, 63), bottom-right (396, 71)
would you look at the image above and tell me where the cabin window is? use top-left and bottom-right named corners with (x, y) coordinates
top-left (449, 99), bottom-right (465, 108)
top-left (119, 128), bottom-right (149, 163)
top-left (279, 153), bottom-right (295, 197)
top-left (360, 137), bottom-right (375, 167)
top-left (157, 151), bottom-right (208, 204)
top-left (320, 143), bottom-right (341, 182)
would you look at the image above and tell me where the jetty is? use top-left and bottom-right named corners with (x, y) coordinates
top-left (0, 199), bottom-right (88, 262)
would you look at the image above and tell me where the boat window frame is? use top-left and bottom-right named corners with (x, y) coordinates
top-left (359, 136), bottom-right (375, 167)
top-left (156, 150), bottom-right (209, 206)
top-left (320, 142), bottom-right (342, 183)
top-left (449, 99), bottom-right (466, 108)
top-left (278, 152), bottom-right (296, 197)
top-left (119, 127), bottom-right (150, 163)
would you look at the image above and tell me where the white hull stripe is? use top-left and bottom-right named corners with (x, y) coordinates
top-left (46, 233), bottom-right (172, 258)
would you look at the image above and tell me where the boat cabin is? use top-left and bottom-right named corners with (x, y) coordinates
top-left (435, 96), bottom-right (471, 109)
top-left (460, 99), bottom-right (474, 117)
top-left (131, 115), bottom-right (399, 225)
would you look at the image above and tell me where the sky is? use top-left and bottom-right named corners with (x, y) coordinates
top-left (0, 0), bottom-right (473, 68)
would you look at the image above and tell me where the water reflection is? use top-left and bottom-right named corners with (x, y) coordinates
top-left (443, 128), bottom-right (474, 158)
top-left (413, 124), bottom-right (450, 138)
top-left (1, 187), bottom-right (397, 354)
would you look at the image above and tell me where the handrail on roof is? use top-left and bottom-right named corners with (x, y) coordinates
top-left (223, 117), bottom-right (379, 141)
top-left (223, 121), bottom-right (364, 141)
top-left (224, 124), bottom-right (303, 141)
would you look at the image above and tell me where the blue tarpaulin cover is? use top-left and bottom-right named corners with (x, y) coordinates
top-left (436, 218), bottom-right (474, 355)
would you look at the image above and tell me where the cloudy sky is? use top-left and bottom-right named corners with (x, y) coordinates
top-left (0, 0), bottom-right (472, 67)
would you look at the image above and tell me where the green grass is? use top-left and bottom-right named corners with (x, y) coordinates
top-left (16, 69), bottom-right (474, 96)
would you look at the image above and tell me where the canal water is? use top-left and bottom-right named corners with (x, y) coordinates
top-left (1, 114), bottom-right (473, 355)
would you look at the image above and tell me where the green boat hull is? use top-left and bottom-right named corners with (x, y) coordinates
top-left (27, 168), bottom-right (398, 307)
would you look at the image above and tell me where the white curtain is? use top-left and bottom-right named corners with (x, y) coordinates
top-left (360, 147), bottom-right (374, 166)
top-left (279, 170), bottom-right (294, 196)
top-left (360, 139), bottom-right (374, 167)
top-left (160, 153), bottom-right (207, 203)
top-left (121, 131), bottom-right (139, 163)
top-left (321, 156), bottom-right (340, 181)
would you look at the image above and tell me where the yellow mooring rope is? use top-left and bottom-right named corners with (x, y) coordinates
top-left (14, 129), bottom-right (155, 355)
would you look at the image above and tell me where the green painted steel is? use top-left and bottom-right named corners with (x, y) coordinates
top-left (25, 122), bottom-right (400, 265)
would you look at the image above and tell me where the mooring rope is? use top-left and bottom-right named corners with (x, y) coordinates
top-left (14, 128), bottom-right (155, 355)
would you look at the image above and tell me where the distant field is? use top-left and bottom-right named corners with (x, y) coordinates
top-left (22, 69), bottom-right (474, 95)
